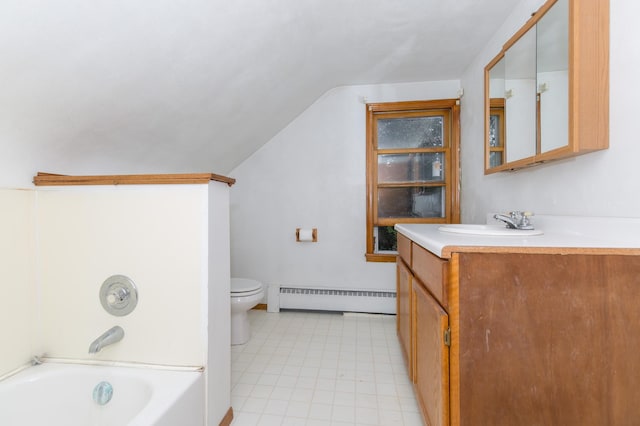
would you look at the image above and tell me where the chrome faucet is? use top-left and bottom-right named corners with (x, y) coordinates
top-left (89, 326), bottom-right (124, 354)
top-left (494, 211), bottom-right (535, 230)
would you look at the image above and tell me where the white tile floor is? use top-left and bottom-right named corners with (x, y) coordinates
top-left (230, 309), bottom-right (423, 426)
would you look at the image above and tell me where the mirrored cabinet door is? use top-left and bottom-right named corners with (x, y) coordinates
top-left (504, 26), bottom-right (537, 164)
top-left (537, 0), bottom-right (569, 154)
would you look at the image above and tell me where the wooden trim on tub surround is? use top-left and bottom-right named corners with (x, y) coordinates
top-left (33, 172), bottom-right (236, 187)
top-left (219, 407), bottom-right (234, 426)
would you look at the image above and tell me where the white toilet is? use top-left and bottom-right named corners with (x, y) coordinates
top-left (230, 278), bottom-right (264, 345)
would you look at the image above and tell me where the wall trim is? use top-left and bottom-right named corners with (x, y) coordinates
top-left (218, 407), bottom-right (234, 426)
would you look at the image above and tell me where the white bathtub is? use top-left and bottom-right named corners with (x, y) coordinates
top-left (0, 362), bottom-right (204, 426)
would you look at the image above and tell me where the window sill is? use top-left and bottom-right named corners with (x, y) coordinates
top-left (365, 253), bottom-right (397, 263)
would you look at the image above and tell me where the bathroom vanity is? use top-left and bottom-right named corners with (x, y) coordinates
top-left (395, 218), bottom-right (640, 426)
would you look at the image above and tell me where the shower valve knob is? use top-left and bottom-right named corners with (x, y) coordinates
top-left (107, 287), bottom-right (129, 304)
top-left (100, 275), bottom-right (138, 317)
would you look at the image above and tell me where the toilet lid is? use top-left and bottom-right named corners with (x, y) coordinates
top-left (231, 278), bottom-right (262, 294)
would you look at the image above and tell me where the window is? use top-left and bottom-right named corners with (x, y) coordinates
top-left (365, 100), bottom-right (460, 262)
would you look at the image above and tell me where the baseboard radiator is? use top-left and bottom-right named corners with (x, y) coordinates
top-left (269, 286), bottom-right (396, 314)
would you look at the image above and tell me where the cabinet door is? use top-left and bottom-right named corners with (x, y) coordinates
top-left (396, 257), bottom-right (412, 375)
top-left (413, 279), bottom-right (450, 426)
top-left (484, 0), bottom-right (608, 173)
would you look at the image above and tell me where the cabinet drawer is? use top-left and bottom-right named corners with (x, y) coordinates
top-left (412, 243), bottom-right (448, 309)
top-left (397, 233), bottom-right (412, 266)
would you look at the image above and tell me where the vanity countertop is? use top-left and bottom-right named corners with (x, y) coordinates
top-left (395, 215), bottom-right (640, 259)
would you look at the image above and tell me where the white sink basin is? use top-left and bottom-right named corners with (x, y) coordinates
top-left (438, 224), bottom-right (544, 236)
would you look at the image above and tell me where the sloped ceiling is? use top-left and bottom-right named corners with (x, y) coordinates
top-left (1, 0), bottom-right (519, 176)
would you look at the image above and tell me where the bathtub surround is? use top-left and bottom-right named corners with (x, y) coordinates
top-left (0, 189), bottom-right (37, 377)
top-left (37, 185), bottom-right (209, 365)
top-left (0, 174), bottom-right (233, 426)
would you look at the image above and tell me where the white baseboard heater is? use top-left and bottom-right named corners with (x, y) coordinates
top-left (269, 286), bottom-right (396, 314)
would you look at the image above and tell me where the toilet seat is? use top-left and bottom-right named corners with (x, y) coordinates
top-left (231, 287), bottom-right (263, 297)
top-left (231, 278), bottom-right (263, 297)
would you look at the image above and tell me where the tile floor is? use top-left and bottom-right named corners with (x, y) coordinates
top-left (230, 309), bottom-right (423, 426)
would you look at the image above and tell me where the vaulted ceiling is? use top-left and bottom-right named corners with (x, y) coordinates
top-left (1, 0), bottom-right (519, 176)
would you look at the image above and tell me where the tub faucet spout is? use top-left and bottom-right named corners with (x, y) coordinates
top-left (89, 326), bottom-right (124, 354)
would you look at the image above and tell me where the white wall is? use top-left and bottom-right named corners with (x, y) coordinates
top-left (460, 0), bottom-right (639, 221)
top-left (0, 190), bottom-right (36, 377)
top-left (229, 81), bottom-right (460, 298)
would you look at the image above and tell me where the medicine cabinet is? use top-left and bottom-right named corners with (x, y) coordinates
top-left (484, 0), bottom-right (609, 173)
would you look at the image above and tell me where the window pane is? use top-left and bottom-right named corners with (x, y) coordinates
top-left (489, 151), bottom-right (503, 168)
top-left (378, 186), bottom-right (444, 218)
top-left (378, 153), bottom-right (445, 183)
top-left (375, 226), bottom-right (397, 252)
top-left (489, 114), bottom-right (502, 147)
top-left (377, 116), bottom-right (444, 149)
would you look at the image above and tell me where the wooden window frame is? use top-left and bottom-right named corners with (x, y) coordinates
top-left (366, 99), bottom-right (460, 262)
top-left (487, 98), bottom-right (506, 169)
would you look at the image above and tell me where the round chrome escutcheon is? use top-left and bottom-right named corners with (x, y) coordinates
top-left (100, 275), bottom-right (138, 316)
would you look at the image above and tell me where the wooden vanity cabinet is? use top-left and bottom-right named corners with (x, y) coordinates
top-left (397, 239), bottom-right (640, 426)
top-left (396, 234), bottom-right (413, 373)
top-left (396, 257), bottom-right (412, 373)
top-left (412, 278), bottom-right (450, 426)
top-left (397, 234), bottom-right (451, 426)
top-left (455, 252), bottom-right (640, 426)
